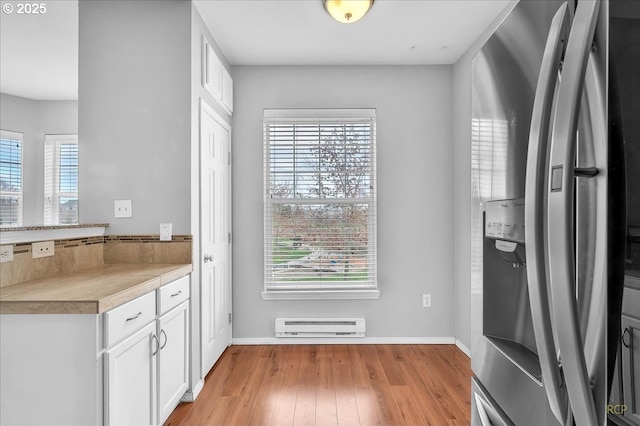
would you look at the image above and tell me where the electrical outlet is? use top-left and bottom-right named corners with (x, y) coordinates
top-left (32, 241), bottom-right (55, 259)
top-left (114, 200), bottom-right (132, 218)
top-left (422, 294), bottom-right (431, 308)
top-left (160, 223), bottom-right (172, 241)
top-left (0, 245), bottom-right (14, 263)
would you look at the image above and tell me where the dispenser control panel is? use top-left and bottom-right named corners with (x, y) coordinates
top-left (485, 198), bottom-right (525, 243)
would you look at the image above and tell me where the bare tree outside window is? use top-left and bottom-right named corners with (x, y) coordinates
top-left (265, 111), bottom-right (376, 290)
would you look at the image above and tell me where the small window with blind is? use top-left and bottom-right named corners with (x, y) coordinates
top-left (44, 134), bottom-right (79, 225)
top-left (0, 130), bottom-right (23, 227)
top-left (263, 109), bottom-right (379, 300)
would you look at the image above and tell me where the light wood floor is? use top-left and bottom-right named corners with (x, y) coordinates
top-left (165, 344), bottom-right (472, 426)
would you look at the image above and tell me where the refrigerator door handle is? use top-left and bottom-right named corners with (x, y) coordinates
top-left (524, 3), bottom-right (570, 424)
top-left (578, 46), bottom-right (608, 425)
top-left (546, 1), bottom-right (601, 425)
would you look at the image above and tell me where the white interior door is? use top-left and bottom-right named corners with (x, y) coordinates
top-left (200, 101), bottom-right (232, 376)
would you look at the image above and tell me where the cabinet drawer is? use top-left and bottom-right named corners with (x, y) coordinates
top-left (157, 276), bottom-right (190, 315)
top-left (105, 291), bottom-right (156, 348)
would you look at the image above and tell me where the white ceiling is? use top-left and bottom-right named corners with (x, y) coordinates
top-left (193, 0), bottom-right (511, 65)
top-left (0, 0), bottom-right (510, 101)
top-left (0, 0), bottom-right (78, 101)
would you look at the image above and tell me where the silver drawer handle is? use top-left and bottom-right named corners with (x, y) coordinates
top-left (170, 290), bottom-right (182, 297)
top-left (125, 311), bottom-right (142, 322)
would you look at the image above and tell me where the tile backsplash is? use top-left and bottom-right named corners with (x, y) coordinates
top-left (103, 235), bottom-right (192, 265)
top-left (0, 235), bottom-right (192, 288)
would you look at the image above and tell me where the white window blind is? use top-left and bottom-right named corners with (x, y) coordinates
top-left (264, 109), bottom-right (377, 292)
top-left (470, 118), bottom-right (508, 293)
top-left (44, 134), bottom-right (79, 225)
top-left (0, 130), bottom-right (23, 227)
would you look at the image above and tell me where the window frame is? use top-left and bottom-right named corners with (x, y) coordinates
top-left (44, 134), bottom-right (79, 225)
top-left (0, 130), bottom-right (24, 228)
top-left (262, 109), bottom-right (379, 300)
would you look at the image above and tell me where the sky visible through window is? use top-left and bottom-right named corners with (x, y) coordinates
top-left (0, 137), bottom-right (22, 192)
top-left (0, 136), bottom-right (23, 227)
top-left (59, 143), bottom-right (78, 193)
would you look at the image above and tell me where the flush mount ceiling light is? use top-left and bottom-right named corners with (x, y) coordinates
top-left (323, 0), bottom-right (374, 24)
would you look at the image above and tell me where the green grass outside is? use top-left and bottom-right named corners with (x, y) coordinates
top-left (272, 245), bottom-right (311, 264)
top-left (279, 271), bottom-right (368, 282)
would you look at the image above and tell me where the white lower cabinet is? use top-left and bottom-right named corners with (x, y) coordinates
top-left (105, 321), bottom-right (158, 426)
top-left (104, 277), bottom-right (190, 426)
top-left (0, 274), bottom-right (191, 426)
top-left (104, 301), bottom-right (189, 426)
top-left (158, 301), bottom-right (190, 424)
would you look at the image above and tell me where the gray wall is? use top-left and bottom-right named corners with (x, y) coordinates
top-left (78, 0), bottom-right (192, 235)
top-left (452, 1), bottom-right (516, 351)
top-left (0, 93), bottom-right (78, 225)
top-left (231, 65), bottom-right (454, 340)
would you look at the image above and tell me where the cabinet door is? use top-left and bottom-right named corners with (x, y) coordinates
top-left (221, 67), bottom-right (233, 114)
top-left (203, 39), bottom-right (222, 100)
top-left (105, 322), bottom-right (157, 426)
top-left (622, 314), bottom-right (640, 424)
top-left (157, 301), bottom-right (190, 424)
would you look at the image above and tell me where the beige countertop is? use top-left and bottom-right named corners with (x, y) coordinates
top-left (0, 263), bottom-right (192, 314)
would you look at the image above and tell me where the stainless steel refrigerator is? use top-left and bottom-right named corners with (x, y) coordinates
top-left (470, 0), bottom-right (640, 425)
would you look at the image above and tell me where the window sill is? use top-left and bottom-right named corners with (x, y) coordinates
top-left (261, 289), bottom-right (380, 301)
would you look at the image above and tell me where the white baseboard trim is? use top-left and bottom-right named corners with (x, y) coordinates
top-left (232, 336), bottom-right (457, 345)
top-left (180, 378), bottom-right (204, 402)
top-left (455, 339), bottom-right (471, 358)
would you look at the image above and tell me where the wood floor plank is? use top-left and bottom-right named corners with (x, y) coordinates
top-left (423, 345), bottom-right (471, 423)
top-left (353, 386), bottom-right (386, 426)
top-left (396, 359), bottom-right (451, 426)
top-left (270, 346), bottom-right (303, 426)
top-left (435, 345), bottom-right (472, 421)
top-left (163, 344), bottom-right (472, 426)
top-left (316, 356), bottom-right (338, 426)
top-left (333, 346), bottom-right (361, 426)
top-left (357, 344), bottom-right (387, 381)
top-left (246, 345), bottom-right (290, 426)
top-left (221, 345), bottom-right (263, 397)
top-left (392, 384), bottom-right (430, 425)
top-left (223, 356), bottom-right (271, 425)
top-left (347, 345), bottom-right (371, 388)
top-left (369, 378), bottom-right (408, 425)
top-left (408, 345), bottom-right (470, 424)
top-left (376, 344), bottom-right (406, 386)
top-left (293, 345), bottom-right (318, 426)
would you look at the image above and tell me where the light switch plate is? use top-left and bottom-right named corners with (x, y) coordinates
top-left (160, 223), bottom-right (172, 241)
top-left (114, 200), bottom-right (132, 218)
top-left (0, 245), bottom-right (14, 263)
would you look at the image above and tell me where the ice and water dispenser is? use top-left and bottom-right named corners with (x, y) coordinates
top-left (485, 199), bottom-right (526, 267)
top-left (483, 198), bottom-right (541, 382)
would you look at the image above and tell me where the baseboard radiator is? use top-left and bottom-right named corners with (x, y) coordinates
top-left (275, 318), bottom-right (365, 338)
